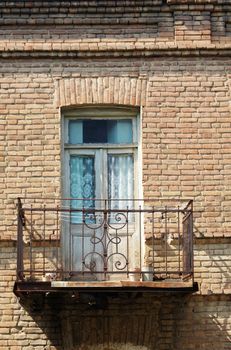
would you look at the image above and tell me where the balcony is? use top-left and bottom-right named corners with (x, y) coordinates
top-left (14, 198), bottom-right (196, 297)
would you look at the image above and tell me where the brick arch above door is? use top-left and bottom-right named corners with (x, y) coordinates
top-left (55, 76), bottom-right (148, 107)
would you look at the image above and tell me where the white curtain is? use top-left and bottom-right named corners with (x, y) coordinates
top-left (108, 154), bottom-right (134, 210)
top-left (70, 155), bottom-right (95, 223)
top-left (69, 154), bottom-right (134, 223)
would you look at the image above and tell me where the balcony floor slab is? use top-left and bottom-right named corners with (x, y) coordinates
top-left (14, 280), bottom-right (198, 297)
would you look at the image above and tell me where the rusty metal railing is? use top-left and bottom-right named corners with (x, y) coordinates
top-left (16, 198), bottom-right (194, 283)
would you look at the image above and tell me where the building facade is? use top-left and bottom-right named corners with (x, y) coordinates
top-left (0, 0), bottom-right (231, 349)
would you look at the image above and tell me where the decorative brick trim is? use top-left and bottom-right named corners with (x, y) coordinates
top-left (55, 76), bottom-right (148, 108)
top-left (1, 47), bottom-right (231, 59)
top-left (167, 0), bottom-right (217, 4)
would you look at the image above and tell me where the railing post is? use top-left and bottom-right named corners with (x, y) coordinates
top-left (17, 198), bottom-right (24, 281)
top-left (182, 200), bottom-right (193, 279)
top-left (189, 200), bottom-right (194, 281)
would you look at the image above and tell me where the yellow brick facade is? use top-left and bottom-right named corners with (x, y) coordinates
top-left (0, 1), bottom-right (231, 349)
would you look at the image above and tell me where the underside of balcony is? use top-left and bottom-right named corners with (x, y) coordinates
top-left (14, 198), bottom-right (197, 298)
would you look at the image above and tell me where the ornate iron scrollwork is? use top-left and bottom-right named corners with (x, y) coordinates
top-left (82, 210), bottom-right (128, 276)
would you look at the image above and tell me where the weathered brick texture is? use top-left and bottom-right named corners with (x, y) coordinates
top-left (0, 1), bottom-right (230, 349)
top-left (1, 60), bottom-right (230, 240)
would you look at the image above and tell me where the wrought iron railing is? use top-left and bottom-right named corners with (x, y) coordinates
top-left (16, 198), bottom-right (194, 283)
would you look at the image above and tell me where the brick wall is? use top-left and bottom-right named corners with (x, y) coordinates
top-left (1, 256), bottom-right (230, 350)
top-left (1, 59), bottom-right (230, 240)
top-left (0, 1), bottom-right (231, 349)
top-left (0, 1), bottom-right (230, 54)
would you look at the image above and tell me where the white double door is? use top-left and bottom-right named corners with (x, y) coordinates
top-left (64, 147), bottom-right (135, 280)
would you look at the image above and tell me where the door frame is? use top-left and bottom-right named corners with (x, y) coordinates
top-left (61, 106), bottom-right (143, 278)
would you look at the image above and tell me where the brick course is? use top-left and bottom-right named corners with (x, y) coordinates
top-left (0, 1), bottom-right (230, 349)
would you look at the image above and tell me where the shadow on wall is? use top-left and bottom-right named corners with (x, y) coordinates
top-left (193, 235), bottom-right (231, 295)
top-left (60, 293), bottom-right (161, 350)
top-left (173, 294), bottom-right (231, 350)
top-left (18, 293), bottom-right (231, 350)
top-left (18, 293), bottom-right (63, 350)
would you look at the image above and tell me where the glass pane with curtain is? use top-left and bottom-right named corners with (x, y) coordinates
top-left (108, 154), bottom-right (134, 223)
top-left (70, 155), bottom-right (95, 223)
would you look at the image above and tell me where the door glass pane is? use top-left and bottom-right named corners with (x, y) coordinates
top-left (68, 119), bottom-right (132, 144)
top-left (70, 155), bottom-right (95, 223)
top-left (69, 120), bottom-right (83, 144)
top-left (108, 120), bottom-right (132, 143)
top-left (108, 154), bottom-right (134, 222)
